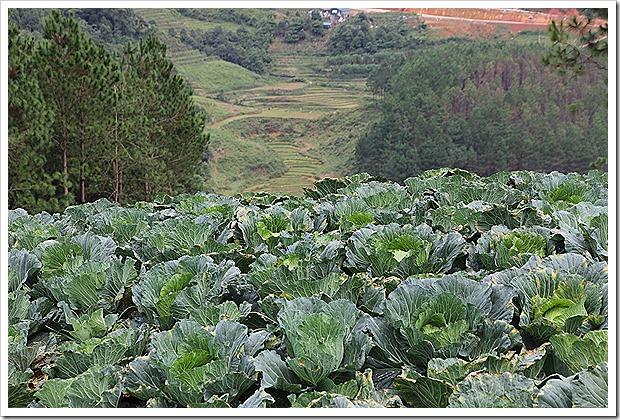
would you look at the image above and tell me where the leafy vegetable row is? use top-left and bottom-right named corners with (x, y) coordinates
top-left (8, 169), bottom-right (608, 408)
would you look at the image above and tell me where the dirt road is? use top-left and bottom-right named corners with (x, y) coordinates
top-left (349, 7), bottom-right (589, 37)
top-left (417, 13), bottom-right (550, 27)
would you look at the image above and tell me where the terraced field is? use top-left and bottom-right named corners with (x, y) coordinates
top-left (242, 87), bottom-right (361, 111)
top-left (210, 109), bottom-right (319, 129)
top-left (137, 10), bottom-right (371, 195)
top-left (167, 49), bottom-right (209, 66)
top-left (249, 140), bottom-right (324, 195)
top-left (135, 8), bottom-right (242, 33)
top-left (199, 50), bottom-right (370, 195)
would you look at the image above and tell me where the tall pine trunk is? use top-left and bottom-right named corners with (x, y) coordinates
top-left (145, 174), bottom-right (150, 202)
top-left (79, 85), bottom-right (86, 203)
top-left (61, 104), bottom-right (69, 196)
top-left (119, 163), bottom-right (123, 201)
top-left (63, 136), bottom-right (68, 196)
top-left (80, 136), bottom-right (85, 203)
top-left (114, 95), bottom-right (120, 203)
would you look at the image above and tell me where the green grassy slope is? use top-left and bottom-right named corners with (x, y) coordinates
top-left (178, 60), bottom-right (267, 93)
top-left (138, 9), bottom-right (374, 196)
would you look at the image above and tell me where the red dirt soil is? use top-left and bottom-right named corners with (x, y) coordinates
top-left (350, 8), bottom-right (606, 38)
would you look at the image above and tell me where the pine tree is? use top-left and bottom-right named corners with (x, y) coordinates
top-left (36, 10), bottom-right (117, 204)
top-left (543, 9), bottom-right (608, 73)
top-left (8, 18), bottom-right (58, 213)
top-left (9, 10), bottom-right (210, 212)
top-left (118, 35), bottom-right (209, 202)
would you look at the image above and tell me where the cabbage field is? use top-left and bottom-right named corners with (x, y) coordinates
top-left (7, 169), bottom-right (609, 409)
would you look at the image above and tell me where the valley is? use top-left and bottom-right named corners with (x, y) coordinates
top-left (133, 7), bottom-right (595, 196)
top-left (133, 8), bottom-right (384, 195)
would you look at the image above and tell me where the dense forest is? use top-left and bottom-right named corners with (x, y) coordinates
top-left (357, 42), bottom-right (608, 181)
top-left (8, 8), bottom-right (153, 53)
top-left (8, 10), bottom-right (209, 213)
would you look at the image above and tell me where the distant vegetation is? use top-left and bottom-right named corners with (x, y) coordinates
top-left (357, 41), bottom-right (608, 181)
top-left (326, 50), bottom-right (406, 76)
top-left (328, 12), bottom-right (427, 54)
top-left (177, 26), bottom-right (273, 74)
top-left (175, 9), bottom-right (275, 74)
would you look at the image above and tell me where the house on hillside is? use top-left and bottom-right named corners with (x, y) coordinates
top-left (316, 8), bottom-right (350, 27)
top-left (329, 8), bottom-right (350, 23)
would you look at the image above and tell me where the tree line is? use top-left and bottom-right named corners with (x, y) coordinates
top-left (9, 10), bottom-right (209, 214)
top-left (357, 41), bottom-right (607, 181)
top-left (173, 9), bottom-right (327, 73)
top-left (176, 26), bottom-right (273, 74)
top-left (328, 12), bottom-right (427, 55)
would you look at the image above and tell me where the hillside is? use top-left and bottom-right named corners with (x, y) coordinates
top-left (133, 7), bottom-right (599, 196)
top-left (133, 8), bottom-right (375, 196)
top-left (10, 7), bottom-right (603, 202)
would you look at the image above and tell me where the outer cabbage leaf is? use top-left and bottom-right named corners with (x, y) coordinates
top-left (70, 232), bottom-right (117, 263)
top-left (132, 256), bottom-right (237, 328)
top-left (536, 376), bottom-right (573, 408)
top-left (8, 368), bottom-right (35, 407)
top-left (238, 388), bottom-right (275, 408)
top-left (448, 372), bottom-right (537, 408)
top-left (146, 217), bottom-right (221, 259)
top-left (8, 248), bottom-right (41, 293)
top-left (8, 291), bottom-right (30, 327)
top-left (573, 362), bottom-right (608, 408)
top-left (426, 358), bottom-right (471, 386)
top-left (88, 206), bottom-right (150, 245)
top-left (303, 177), bottom-right (349, 199)
top-left (100, 259), bottom-right (137, 311)
top-left (66, 366), bottom-right (122, 408)
top-left (535, 362), bottom-right (608, 408)
top-left (270, 261), bottom-right (345, 299)
top-left (288, 369), bottom-right (402, 408)
top-left (285, 313), bottom-right (345, 386)
top-left (394, 368), bottom-right (453, 408)
top-left (170, 299), bottom-right (251, 328)
top-left (254, 350), bottom-right (303, 393)
top-left (35, 378), bottom-right (72, 408)
top-left (550, 330), bottom-right (607, 375)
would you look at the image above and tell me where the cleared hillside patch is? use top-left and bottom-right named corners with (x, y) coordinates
top-left (175, 60), bottom-right (266, 93)
top-left (205, 126), bottom-right (288, 195)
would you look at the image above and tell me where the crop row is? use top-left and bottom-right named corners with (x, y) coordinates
top-left (8, 169), bottom-right (608, 408)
